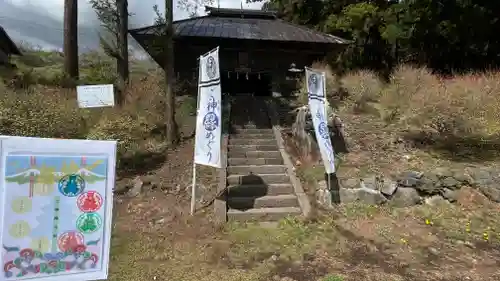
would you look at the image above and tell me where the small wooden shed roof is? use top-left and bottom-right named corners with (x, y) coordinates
top-left (0, 26), bottom-right (22, 56)
top-left (129, 6), bottom-right (350, 45)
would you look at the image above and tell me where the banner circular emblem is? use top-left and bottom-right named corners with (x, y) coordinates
top-left (206, 56), bottom-right (217, 79)
top-left (308, 73), bottom-right (320, 94)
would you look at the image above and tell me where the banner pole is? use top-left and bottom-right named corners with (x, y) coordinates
top-left (190, 163), bottom-right (197, 215)
top-left (327, 171), bottom-right (331, 196)
top-left (191, 55), bottom-right (203, 216)
top-left (322, 72), bottom-right (328, 119)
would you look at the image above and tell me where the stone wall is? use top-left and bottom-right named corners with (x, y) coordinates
top-left (316, 167), bottom-right (500, 208)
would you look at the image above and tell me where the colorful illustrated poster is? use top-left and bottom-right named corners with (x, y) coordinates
top-left (0, 137), bottom-right (117, 281)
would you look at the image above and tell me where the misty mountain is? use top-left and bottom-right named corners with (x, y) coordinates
top-left (0, 0), bottom-right (100, 51)
top-left (0, 0), bottom-right (175, 53)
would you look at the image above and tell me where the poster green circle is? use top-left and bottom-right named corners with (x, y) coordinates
top-left (76, 213), bottom-right (102, 234)
top-left (9, 221), bottom-right (31, 238)
top-left (11, 197), bottom-right (32, 214)
top-left (31, 237), bottom-right (50, 253)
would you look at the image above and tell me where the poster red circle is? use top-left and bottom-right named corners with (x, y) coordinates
top-left (77, 191), bottom-right (103, 213)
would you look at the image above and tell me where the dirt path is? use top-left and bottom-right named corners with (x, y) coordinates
top-left (109, 140), bottom-right (222, 280)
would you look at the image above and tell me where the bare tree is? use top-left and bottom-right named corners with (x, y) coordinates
top-left (151, 5), bottom-right (179, 145)
top-left (164, 0), bottom-right (178, 145)
top-left (63, 0), bottom-right (79, 79)
top-left (152, 0), bottom-right (214, 145)
top-left (117, 0), bottom-right (129, 93)
top-left (177, 0), bottom-right (213, 18)
top-left (89, 0), bottom-right (130, 104)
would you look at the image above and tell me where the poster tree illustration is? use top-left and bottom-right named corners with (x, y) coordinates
top-left (1, 152), bottom-right (111, 281)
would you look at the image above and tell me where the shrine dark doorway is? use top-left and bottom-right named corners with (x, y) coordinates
top-left (221, 71), bottom-right (272, 96)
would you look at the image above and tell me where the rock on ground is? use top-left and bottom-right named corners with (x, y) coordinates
top-left (389, 187), bottom-right (421, 207)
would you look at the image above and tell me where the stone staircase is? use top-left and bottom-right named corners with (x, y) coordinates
top-left (224, 96), bottom-right (303, 221)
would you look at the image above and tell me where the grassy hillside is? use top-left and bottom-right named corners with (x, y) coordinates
top-left (294, 63), bottom-right (500, 164)
top-left (285, 63), bottom-right (500, 188)
top-left (0, 47), bottom-right (196, 173)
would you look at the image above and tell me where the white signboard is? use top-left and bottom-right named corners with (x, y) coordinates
top-left (0, 136), bottom-right (117, 281)
top-left (194, 47), bottom-right (222, 168)
top-left (76, 85), bottom-right (115, 108)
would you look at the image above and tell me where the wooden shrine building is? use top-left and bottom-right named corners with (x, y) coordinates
top-left (129, 6), bottom-right (349, 95)
top-left (0, 25), bottom-right (22, 66)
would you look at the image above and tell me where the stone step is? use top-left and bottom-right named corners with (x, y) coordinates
top-left (227, 173), bottom-right (289, 185)
top-left (233, 128), bottom-right (274, 135)
top-left (227, 194), bottom-right (299, 209)
top-left (228, 183), bottom-right (294, 196)
top-left (228, 151), bottom-right (281, 159)
top-left (228, 145), bottom-right (278, 152)
top-left (232, 123), bottom-right (270, 129)
top-left (230, 133), bottom-right (275, 140)
top-left (228, 158), bottom-right (283, 166)
top-left (229, 138), bottom-right (276, 146)
top-left (227, 165), bottom-right (286, 174)
top-left (227, 207), bottom-right (302, 221)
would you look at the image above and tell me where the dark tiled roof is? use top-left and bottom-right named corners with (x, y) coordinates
top-left (0, 26), bottom-right (22, 55)
top-left (130, 7), bottom-right (349, 45)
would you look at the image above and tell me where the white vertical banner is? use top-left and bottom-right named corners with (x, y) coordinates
top-left (306, 67), bottom-right (336, 174)
top-left (194, 47), bottom-right (222, 168)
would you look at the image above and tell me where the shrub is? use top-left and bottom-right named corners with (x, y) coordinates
top-left (341, 69), bottom-right (383, 114)
top-left (0, 87), bottom-right (93, 138)
top-left (295, 62), bottom-right (381, 114)
top-left (377, 66), bottom-right (500, 137)
top-left (87, 75), bottom-right (168, 158)
top-left (337, 65), bottom-right (500, 147)
top-left (79, 53), bottom-right (116, 85)
top-left (293, 63), bottom-right (500, 151)
top-left (87, 113), bottom-right (157, 158)
top-left (296, 63), bottom-right (341, 105)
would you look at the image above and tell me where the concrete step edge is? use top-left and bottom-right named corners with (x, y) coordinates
top-left (227, 173), bottom-right (288, 177)
top-left (227, 165), bottom-right (286, 168)
top-left (227, 159), bottom-right (284, 165)
top-left (229, 138), bottom-right (276, 145)
top-left (227, 153), bottom-right (282, 159)
top-left (229, 139), bottom-right (276, 141)
top-left (228, 194), bottom-right (297, 201)
top-left (228, 145), bottom-right (277, 147)
top-left (232, 130), bottom-right (274, 133)
top-left (230, 135), bottom-right (275, 139)
top-left (227, 151), bottom-right (281, 154)
top-left (227, 158), bottom-right (283, 160)
top-left (227, 207), bottom-right (302, 214)
top-left (230, 132), bottom-right (274, 135)
top-left (227, 183), bottom-right (293, 188)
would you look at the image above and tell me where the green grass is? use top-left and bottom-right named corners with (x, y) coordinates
top-left (321, 275), bottom-right (345, 281)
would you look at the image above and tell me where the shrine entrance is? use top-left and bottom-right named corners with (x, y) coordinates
top-left (221, 71), bottom-right (272, 96)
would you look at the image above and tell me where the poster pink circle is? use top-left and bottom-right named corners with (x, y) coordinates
top-left (77, 191), bottom-right (103, 213)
